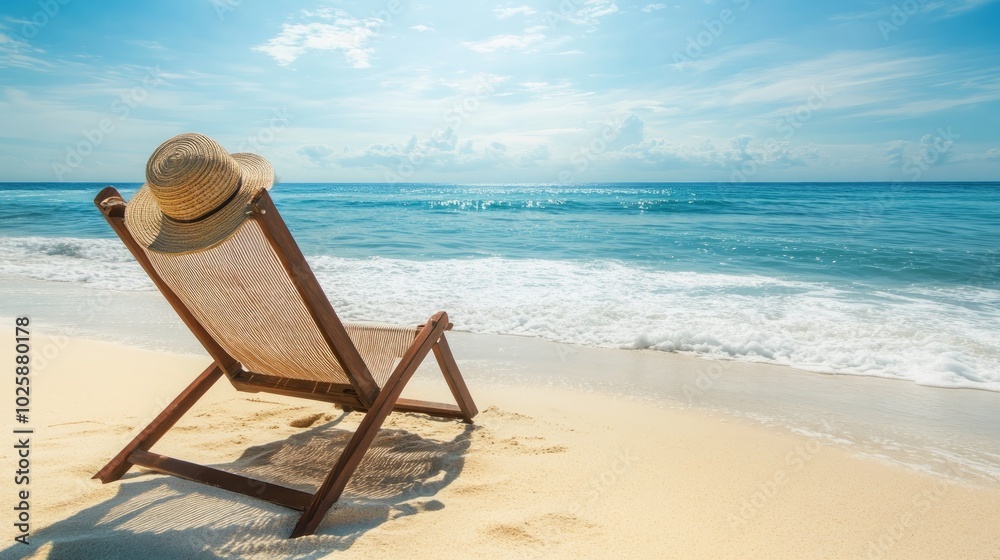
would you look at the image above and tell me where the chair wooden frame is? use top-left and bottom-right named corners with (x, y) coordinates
top-left (92, 186), bottom-right (478, 538)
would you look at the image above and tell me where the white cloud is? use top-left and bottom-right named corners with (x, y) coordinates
top-left (0, 32), bottom-right (21, 47)
top-left (254, 11), bottom-right (383, 67)
top-left (0, 31), bottom-right (52, 70)
top-left (832, 0), bottom-right (996, 22)
top-left (518, 80), bottom-right (576, 96)
top-left (554, 0), bottom-right (620, 27)
top-left (882, 140), bottom-right (910, 167)
top-left (707, 52), bottom-right (920, 107)
top-left (858, 88), bottom-right (1000, 118)
top-left (669, 40), bottom-right (785, 74)
top-left (495, 6), bottom-right (536, 18)
top-left (611, 135), bottom-right (819, 169)
top-left (435, 72), bottom-right (510, 91)
top-left (606, 113), bottom-right (644, 149)
top-left (922, 0), bottom-right (997, 17)
top-left (566, 114), bottom-right (818, 170)
top-left (882, 134), bottom-right (957, 168)
top-left (669, 47), bottom-right (1000, 122)
top-left (411, 24), bottom-right (434, 32)
top-left (640, 104), bottom-right (682, 114)
top-left (641, 4), bottom-right (667, 12)
top-left (298, 144), bottom-right (337, 164)
top-left (124, 39), bottom-right (165, 51)
top-left (952, 148), bottom-right (1000, 162)
top-left (298, 127), bottom-right (550, 171)
top-left (520, 81), bottom-right (551, 92)
top-left (463, 33), bottom-right (545, 53)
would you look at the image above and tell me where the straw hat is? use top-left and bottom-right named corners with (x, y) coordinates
top-left (125, 132), bottom-right (274, 254)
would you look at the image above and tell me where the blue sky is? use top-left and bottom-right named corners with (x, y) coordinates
top-left (1, 0), bottom-right (998, 183)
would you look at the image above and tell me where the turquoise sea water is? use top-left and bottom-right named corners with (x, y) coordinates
top-left (1, 182), bottom-right (998, 390)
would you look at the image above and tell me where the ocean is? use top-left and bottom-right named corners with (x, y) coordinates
top-left (1, 181), bottom-right (998, 391)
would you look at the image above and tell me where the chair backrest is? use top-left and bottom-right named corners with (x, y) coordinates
top-left (143, 218), bottom-right (352, 384)
top-left (95, 187), bottom-right (380, 405)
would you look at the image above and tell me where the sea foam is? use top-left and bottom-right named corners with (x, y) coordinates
top-left (2, 235), bottom-right (997, 391)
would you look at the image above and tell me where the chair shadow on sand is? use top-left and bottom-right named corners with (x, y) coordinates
top-left (24, 412), bottom-right (476, 560)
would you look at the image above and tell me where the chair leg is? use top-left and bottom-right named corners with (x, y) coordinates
top-left (433, 334), bottom-right (478, 423)
top-left (290, 313), bottom-right (450, 538)
top-left (93, 363), bottom-right (225, 483)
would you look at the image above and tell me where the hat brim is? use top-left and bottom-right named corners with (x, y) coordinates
top-left (125, 153), bottom-right (274, 254)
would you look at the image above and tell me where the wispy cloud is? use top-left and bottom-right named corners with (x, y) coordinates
top-left (520, 81), bottom-right (557, 92)
top-left (125, 39), bottom-right (166, 51)
top-left (495, 5), bottom-right (536, 18)
top-left (672, 47), bottom-right (1000, 120)
top-left (299, 127), bottom-right (549, 171)
top-left (952, 147), bottom-right (1000, 162)
top-left (857, 87), bottom-right (1000, 118)
top-left (254, 9), bottom-right (383, 67)
top-left (561, 113), bottom-right (820, 172)
top-left (552, 0), bottom-right (620, 27)
top-left (924, 0), bottom-right (997, 17)
top-left (611, 135), bottom-right (820, 169)
top-left (0, 31), bottom-right (52, 71)
top-left (517, 80), bottom-right (580, 99)
top-left (641, 4), bottom-right (667, 12)
top-left (463, 33), bottom-right (545, 53)
top-left (881, 132), bottom-right (960, 168)
top-left (832, 0), bottom-right (997, 22)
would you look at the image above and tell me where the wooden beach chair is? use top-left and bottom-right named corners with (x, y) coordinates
top-left (92, 185), bottom-right (478, 538)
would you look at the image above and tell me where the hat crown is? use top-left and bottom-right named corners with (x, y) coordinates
top-left (145, 133), bottom-right (241, 222)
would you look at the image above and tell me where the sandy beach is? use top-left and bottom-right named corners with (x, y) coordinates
top-left (3, 333), bottom-right (999, 560)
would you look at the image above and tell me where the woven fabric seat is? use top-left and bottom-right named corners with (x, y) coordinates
top-left (91, 186), bottom-right (477, 538)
